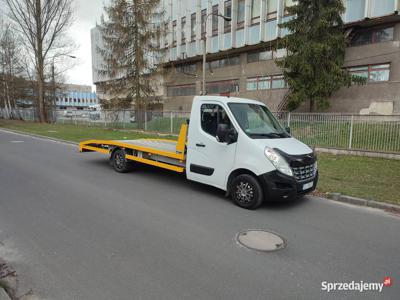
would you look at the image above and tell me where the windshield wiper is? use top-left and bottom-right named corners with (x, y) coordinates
top-left (249, 133), bottom-right (286, 138)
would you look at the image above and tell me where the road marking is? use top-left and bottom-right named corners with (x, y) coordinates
top-left (0, 129), bottom-right (76, 147)
top-left (9, 140), bottom-right (24, 143)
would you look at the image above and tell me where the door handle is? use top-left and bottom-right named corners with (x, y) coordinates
top-left (196, 143), bottom-right (206, 147)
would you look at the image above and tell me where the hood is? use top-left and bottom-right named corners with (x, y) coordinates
top-left (261, 138), bottom-right (313, 156)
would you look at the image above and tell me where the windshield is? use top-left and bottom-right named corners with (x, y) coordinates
top-left (228, 103), bottom-right (289, 139)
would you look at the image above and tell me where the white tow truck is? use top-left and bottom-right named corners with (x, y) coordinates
top-left (80, 96), bottom-right (318, 209)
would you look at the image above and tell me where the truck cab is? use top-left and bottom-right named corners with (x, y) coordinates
top-left (186, 96), bottom-right (318, 209)
top-left (80, 96), bottom-right (318, 210)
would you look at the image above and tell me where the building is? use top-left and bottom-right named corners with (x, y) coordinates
top-left (92, 0), bottom-right (400, 114)
top-left (55, 84), bottom-right (98, 110)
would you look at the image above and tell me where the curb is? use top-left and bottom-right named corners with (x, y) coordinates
top-left (325, 192), bottom-right (400, 212)
top-left (0, 128), bottom-right (78, 145)
top-left (315, 147), bottom-right (400, 160)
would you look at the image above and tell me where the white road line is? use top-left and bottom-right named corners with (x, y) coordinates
top-left (0, 129), bottom-right (77, 147)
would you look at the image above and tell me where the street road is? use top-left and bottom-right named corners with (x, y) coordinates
top-left (0, 129), bottom-right (399, 300)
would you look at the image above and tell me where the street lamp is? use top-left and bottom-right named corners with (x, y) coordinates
top-left (202, 13), bottom-right (231, 95)
top-left (51, 54), bottom-right (76, 122)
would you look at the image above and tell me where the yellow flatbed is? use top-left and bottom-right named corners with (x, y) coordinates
top-left (79, 124), bottom-right (188, 173)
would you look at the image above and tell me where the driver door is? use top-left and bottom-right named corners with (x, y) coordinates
top-left (186, 102), bottom-right (237, 190)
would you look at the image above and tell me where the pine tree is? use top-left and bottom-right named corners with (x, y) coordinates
top-left (277, 0), bottom-right (364, 112)
top-left (99, 0), bottom-right (164, 118)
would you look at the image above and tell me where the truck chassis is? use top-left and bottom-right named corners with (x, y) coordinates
top-left (79, 124), bottom-right (188, 173)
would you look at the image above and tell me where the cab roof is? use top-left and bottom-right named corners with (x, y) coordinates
top-left (193, 96), bottom-right (266, 106)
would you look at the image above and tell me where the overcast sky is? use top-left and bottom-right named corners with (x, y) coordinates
top-left (65, 0), bottom-right (106, 89)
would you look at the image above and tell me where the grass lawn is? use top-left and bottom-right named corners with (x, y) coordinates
top-left (1, 120), bottom-right (399, 205)
top-left (0, 120), bottom-right (175, 142)
top-left (317, 153), bottom-right (399, 205)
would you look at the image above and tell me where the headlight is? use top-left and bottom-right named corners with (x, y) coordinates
top-left (264, 147), bottom-right (293, 177)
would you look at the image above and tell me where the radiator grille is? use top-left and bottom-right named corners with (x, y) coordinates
top-left (292, 164), bottom-right (316, 181)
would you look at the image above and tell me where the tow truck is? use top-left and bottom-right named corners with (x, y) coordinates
top-left (79, 96), bottom-right (318, 209)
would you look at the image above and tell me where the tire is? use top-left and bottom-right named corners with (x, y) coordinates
top-left (230, 174), bottom-right (263, 209)
top-left (111, 148), bottom-right (132, 173)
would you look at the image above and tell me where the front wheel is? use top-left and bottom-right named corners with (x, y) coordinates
top-left (111, 148), bottom-right (132, 173)
top-left (230, 174), bottom-right (263, 210)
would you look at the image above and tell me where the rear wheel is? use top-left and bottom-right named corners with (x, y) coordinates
top-left (111, 148), bottom-right (132, 173)
top-left (230, 174), bottom-right (263, 210)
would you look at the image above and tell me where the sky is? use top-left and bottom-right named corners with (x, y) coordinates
top-left (65, 0), bottom-right (106, 89)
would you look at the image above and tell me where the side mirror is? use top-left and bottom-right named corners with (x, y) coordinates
top-left (216, 124), bottom-right (238, 144)
top-left (285, 126), bottom-right (291, 134)
top-left (216, 124), bottom-right (229, 143)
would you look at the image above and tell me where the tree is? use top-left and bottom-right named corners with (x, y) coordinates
top-left (99, 0), bottom-right (164, 126)
top-left (276, 0), bottom-right (364, 112)
top-left (4, 0), bottom-right (74, 122)
top-left (0, 20), bottom-right (27, 119)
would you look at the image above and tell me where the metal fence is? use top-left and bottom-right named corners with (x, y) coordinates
top-left (1, 108), bottom-right (400, 154)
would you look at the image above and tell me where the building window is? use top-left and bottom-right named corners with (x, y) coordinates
top-left (191, 13), bottom-right (196, 41)
top-left (266, 0), bottom-right (278, 20)
top-left (371, 0), bottom-right (395, 18)
top-left (206, 56), bottom-right (240, 70)
top-left (164, 22), bottom-right (169, 46)
top-left (246, 75), bottom-right (287, 90)
top-left (212, 5), bottom-right (219, 36)
top-left (345, 0), bottom-right (365, 22)
top-left (237, 0), bottom-right (245, 29)
top-left (201, 9), bottom-right (207, 38)
top-left (176, 63), bottom-right (197, 74)
top-left (224, 0), bottom-right (232, 33)
top-left (348, 64), bottom-right (390, 82)
top-left (251, 0), bottom-right (261, 24)
top-left (167, 84), bottom-right (196, 97)
top-left (247, 48), bottom-right (287, 63)
top-left (206, 79), bottom-right (240, 94)
top-left (181, 17), bottom-right (186, 44)
top-left (172, 20), bottom-right (177, 47)
top-left (275, 48), bottom-right (287, 58)
top-left (350, 26), bottom-right (394, 47)
top-left (284, 0), bottom-right (296, 15)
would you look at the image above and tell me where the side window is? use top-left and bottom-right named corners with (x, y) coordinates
top-left (201, 104), bottom-right (233, 137)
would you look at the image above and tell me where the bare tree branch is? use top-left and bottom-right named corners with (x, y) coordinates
top-left (3, 0), bottom-right (75, 122)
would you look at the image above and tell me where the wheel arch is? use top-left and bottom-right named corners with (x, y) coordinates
top-left (226, 168), bottom-right (259, 196)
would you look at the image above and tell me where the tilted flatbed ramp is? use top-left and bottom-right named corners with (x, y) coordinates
top-left (79, 124), bottom-right (187, 173)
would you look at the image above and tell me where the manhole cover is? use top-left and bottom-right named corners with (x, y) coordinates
top-left (236, 230), bottom-right (286, 252)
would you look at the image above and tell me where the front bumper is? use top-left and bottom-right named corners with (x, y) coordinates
top-left (258, 170), bottom-right (318, 201)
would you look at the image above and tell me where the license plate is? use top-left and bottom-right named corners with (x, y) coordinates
top-left (303, 182), bottom-right (313, 190)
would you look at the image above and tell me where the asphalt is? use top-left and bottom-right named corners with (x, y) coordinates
top-left (0, 129), bottom-right (399, 300)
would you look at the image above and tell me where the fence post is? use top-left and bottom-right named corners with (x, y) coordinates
top-left (287, 112), bottom-right (291, 128)
top-left (144, 111), bottom-right (147, 131)
top-left (348, 115), bottom-right (354, 149)
top-left (123, 110), bottom-right (126, 129)
top-left (170, 111), bottom-right (173, 134)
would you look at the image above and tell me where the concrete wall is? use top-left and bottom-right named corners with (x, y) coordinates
top-left (327, 23), bottom-right (400, 114)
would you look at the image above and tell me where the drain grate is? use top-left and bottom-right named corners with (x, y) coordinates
top-left (236, 230), bottom-right (286, 252)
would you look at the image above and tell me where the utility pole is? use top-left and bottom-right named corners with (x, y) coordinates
top-left (202, 13), bottom-right (231, 95)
